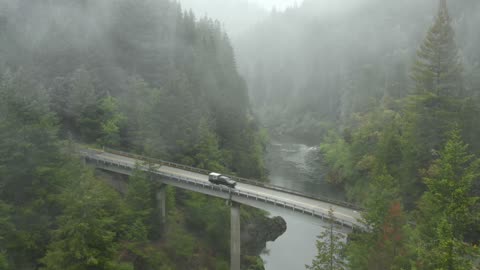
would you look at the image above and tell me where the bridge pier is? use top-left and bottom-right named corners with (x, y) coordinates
top-left (156, 184), bottom-right (167, 227)
top-left (231, 202), bottom-right (241, 270)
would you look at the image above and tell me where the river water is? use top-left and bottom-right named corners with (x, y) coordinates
top-left (260, 140), bottom-right (345, 270)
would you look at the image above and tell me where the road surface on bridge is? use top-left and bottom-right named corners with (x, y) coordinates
top-left (85, 150), bottom-right (363, 228)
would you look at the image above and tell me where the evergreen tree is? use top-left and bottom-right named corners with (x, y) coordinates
top-left (0, 1), bottom-right (269, 268)
top-left (49, 69), bottom-right (103, 141)
top-left (40, 172), bottom-right (132, 270)
top-left (97, 95), bottom-right (124, 147)
top-left (414, 129), bottom-right (480, 269)
top-left (412, 0), bottom-right (464, 97)
top-left (306, 207), bottom-right (346, 270)
top-left (347, 171), bottom-right (408, 270)
top-left (0, 70), bottom-right (65, 267)
top-left (192, 118), bottom-right (225, 172)
top-left (123, 168), bottom-right (155, 241)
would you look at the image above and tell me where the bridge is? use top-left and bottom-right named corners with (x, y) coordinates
top-left (79, 147), bottom-right (362, 270)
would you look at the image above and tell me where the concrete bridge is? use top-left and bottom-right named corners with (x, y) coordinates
top-left (79, 147), bottom-right (362, 270)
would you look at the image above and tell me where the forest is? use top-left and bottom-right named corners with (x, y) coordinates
top-left (237, 0), bottom-right (480, 269)
top-left (0, 0), bottom-right (479, 269)
top-left (0, 0), bottom-right (268, 269)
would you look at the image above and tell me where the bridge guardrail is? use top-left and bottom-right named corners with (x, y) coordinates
top-left (86, 147), bottom-right (361, 211)
top-left (84, 154), bottom-right (359, 229)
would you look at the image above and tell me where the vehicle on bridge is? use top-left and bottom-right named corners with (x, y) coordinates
top-left (209, 172), bottom-right (236, 188)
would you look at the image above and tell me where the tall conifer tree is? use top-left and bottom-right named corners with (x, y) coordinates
top-left (412, 0), bottom-right (464, 97)
top-left (306, 207), bottom-right (346, 270)
top-left (414, 129), bottom-right (480, 269)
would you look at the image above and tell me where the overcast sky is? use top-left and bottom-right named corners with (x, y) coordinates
top-left (177, 0), bottom-right (305, 37)
top-left (249, 0), bottom-right (303, 10)
top-left (180, 0), bottom-right (304, 12)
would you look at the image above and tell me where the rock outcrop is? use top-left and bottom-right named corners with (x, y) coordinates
top-left (241, 211), bottom-right (287, 269)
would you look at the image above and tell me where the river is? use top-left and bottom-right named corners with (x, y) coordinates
top-left (260, 140), bottom-right (345, 270)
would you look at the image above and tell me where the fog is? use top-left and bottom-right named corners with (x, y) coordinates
top-left (1, 0), bottom-right (480, 269)
top-left (233, 0), bottom-right (480, 141)
top-left (176, 0), bottom-right (365, 36)
top-left (228, 2), bottom-right (480, 269)
top-left (180, 0), bottom-right (301, 13)
top-left (176, 0), bottom-right (267, 37)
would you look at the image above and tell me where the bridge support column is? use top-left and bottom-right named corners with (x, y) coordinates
top-left (231, 202), bottom-right (241, 270)
top-left (156, 184), bottom-right (167, 226)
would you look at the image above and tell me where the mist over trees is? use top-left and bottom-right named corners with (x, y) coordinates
top-left (412, 0), bottom-right (464, 97)
top-left (236, 0), bottom-right (480, 268)
top-left (237, 0), bottom-right (480, 142)
top-left (0, 0), bottom-right (479, 269)
top-left (0, 0), bottom-right (266, 178)
top-left (0, 0), bottom-right (270, 269)
top-left (177, 0), bottom-right (267, 37)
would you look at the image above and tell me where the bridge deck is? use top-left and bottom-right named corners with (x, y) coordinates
top-left (82, 149), bottom-right (363, 228)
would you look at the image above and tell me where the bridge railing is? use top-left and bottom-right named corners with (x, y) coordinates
top-left (84, 154), bottom-right (360, 229)
top-left (91, 147), bottom-right (361, 210)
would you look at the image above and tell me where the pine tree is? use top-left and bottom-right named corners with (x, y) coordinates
top-left (97, 95), bottom-right (124, 147)
top-left (193, 118), bottom-right (225, 172)
top-left (412, 0), bottom-right (464, 97)
top-left (40, 173), bottom-right (131, 270)
top-left (306, 207), bottom-right (346, 270)
top-left (414, 128), bottom-right (480, 269)
top-left (123, 168), bottom-right (155, 241)
top-left (347, 170), bottom-right (408, 270)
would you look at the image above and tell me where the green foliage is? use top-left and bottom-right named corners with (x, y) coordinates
top-left (214, 260), bottom-right (230, 270)
top-left (422, 129), bottom-right (479, 234)
top-left (126, 244), bottom-right (175, 270)
top-left (0, 70), bottom-right (60, 203)
top-left (98, 96), bottom-right (124, 147)
top-left (0, 70), bottom-right (68, 267)
top-left (343, 128), bottom-right (480, 270)
top-left (412, 129), bottom-right (480, 269)
top-left (0, 202), bottom-right (12, 270)
top-left (320, 132), bottom-right (355, 186)
top-left (362, 172), bottom-right (400, 228)
top-left (466, 65), bottom-right (480, 97)
top-left (306, 207), bottom-right (346, 270)
top-left (0, 253), bottom-right (7, 270)
top-left (1, 71), bottom-right (146, 269)
top-left (244, 256), bottom-right (264, 270)
top-left (123, 168), bottom-right (155, 241)
top-left (192, 118), bottom-right (226, 172)
top-left (459, 97), bottom-right (480, 153)
top-left (0, 0), bottom-right (268, 179)
top-left (0, 1), bottom-right (288, 270)
top-left (320, 107), bottom-right (403, 202)
top-left (413, 216), bottom-right (476, 270)
top-left (183, 192), bottom-right (230, 254)
top-left (319, 4), bottom-right (480, 269)
top-left (166, 224), bottom-right (197, 264)
top-left (412, 0), bottom-right (464, 97)
top-left (50, 69), bottom-right (100, 140)
top-left (396, 93), bottom-right (464, 206)
top-left (347, 170), bottom-right (407, 270)
top-left (40, 173), bottom-right (128, 270)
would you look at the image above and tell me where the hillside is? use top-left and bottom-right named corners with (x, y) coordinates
top-left (236, 0), bottom-right (480, 142)
top-left (0, 0), bottom-right (272, 269)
